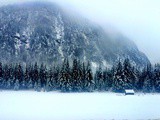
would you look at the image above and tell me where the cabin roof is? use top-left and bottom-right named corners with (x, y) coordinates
top-left (125, 89), bottom-right (134, 93)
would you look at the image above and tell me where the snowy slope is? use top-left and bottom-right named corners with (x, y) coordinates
top-left (0, 91), bottom-right (159, 120)
top-left (0, 2), bottom-right (149, 67)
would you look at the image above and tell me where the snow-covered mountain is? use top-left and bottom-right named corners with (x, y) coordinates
top-left (0, 2), bottom-right (150, 67)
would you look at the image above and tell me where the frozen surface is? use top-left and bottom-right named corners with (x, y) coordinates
top-left (0, 91), bottom-right (160, 120)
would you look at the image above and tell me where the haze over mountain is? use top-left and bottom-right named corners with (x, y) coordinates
top-left (0, 2), bottom-right (150, 67)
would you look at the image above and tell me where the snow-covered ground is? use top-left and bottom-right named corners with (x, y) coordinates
top-left (0, 91), bottom-right (160, 120)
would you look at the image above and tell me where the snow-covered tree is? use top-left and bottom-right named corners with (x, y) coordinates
top-left (113, 60), bottom-right (124, 92)
top-left (39, 63), bottom-right (47, 88)
top-left (27, 79), bottom-right (33, 89)
top-left (123, 58), bottom-right (137, 89)
top-left (81, 62), bottom-right (86, 91)
top-left (154, 64), bottom-right (160, 92)
top-left (133, 67), bottom-right (141, 91)
top-left (95, 65), bottom-right (104, 91)
top-left (70, 58), bottom-right (79, 92)
top-left (45, 79), bottom-right (53, 92)
top-left (46, 67), bottom-right (54, 91)
top-left (3, 64), bottom-right (9, 89)
top-left (103, 68), bottom-right (114, 91)
top-left (52, 65), bottom-right (60, 90)
top-left (143, 76), bottom-right (153, 93)
top-left (27, 64), bottom-right (34, 89)
top-left (141, 64), bottom-right (153, 93)
top-left (34, 80), bottom-right (41, 92)
top-left (59, 58), bottom-right (71, 92)
top-left (0, 62), bottom-right (3, 78)
top-left (85, 61), bottom-right (94, 92)
top-left (6, 78), bottom-right (12, 89)
top-left (8, 64), bottom-right (14, 89)
top-left (24, 65), bottom-right (30, 89)
top-left (0, 62), bottom-right (3, 88)
top-left (14, 79), bottom-right (20, 90)
top-left (33, 62), bottom-right (39, 84)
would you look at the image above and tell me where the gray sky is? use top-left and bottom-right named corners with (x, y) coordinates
top-left (1, 0), bottom-right (160, 64)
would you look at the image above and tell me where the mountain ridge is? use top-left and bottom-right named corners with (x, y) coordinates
top-left (0, 2), bottom-right (150, 67)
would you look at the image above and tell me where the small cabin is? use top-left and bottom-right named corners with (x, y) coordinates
top-left (125, 89), bottom-right (134, 95)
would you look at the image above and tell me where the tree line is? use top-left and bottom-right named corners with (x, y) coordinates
top-left (0, 58), bottom-right (160, 93)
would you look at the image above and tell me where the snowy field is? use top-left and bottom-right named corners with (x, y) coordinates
top-left (0, 91), bottom-right (160, 120)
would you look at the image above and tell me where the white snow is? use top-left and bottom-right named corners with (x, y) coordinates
top-left (22, 31), bottom-right (30, 49)
top-left (58, 46), bottom-right (64, 58)
top-left (82, 33), bottom-right (89, 45)
top-left (25, 39), bottom-right (30, 49)
top-left (14, 33), bottom-right (21, 55)
top-left (102, 60), bottom-right (112, 69)
top-left (91, 62), bottom-right (98, 69)
top-left (15, 32), bottom-right (20, 38)
top-left (54, 13), bottom-right (64, 40)
top-left (102, 60), bottom-right (107, 67)
top-left (91, 62), bottom-right (98, 73)
top-left (0, 91), bottom-right (160, 120)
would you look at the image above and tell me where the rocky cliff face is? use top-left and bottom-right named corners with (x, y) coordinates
top-left (0, 2), bottom-right (150, 67)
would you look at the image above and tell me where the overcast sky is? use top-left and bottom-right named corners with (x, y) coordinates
top-left (0, 0), bottom-right (160, 64)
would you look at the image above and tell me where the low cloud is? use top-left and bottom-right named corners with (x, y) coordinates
top-left (1, 0), bottom-right (160, 63)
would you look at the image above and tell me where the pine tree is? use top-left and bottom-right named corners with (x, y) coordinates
top-left (71, 58), bottom-right (79, 92)
top-left (46, 67), bottom-right (54, 91)
top-left (8, 64), bottom-right (14, 89)
top-left (123, 58), bottom-right (137, 89)
top-left (0, 62), bottom-right (3, 78)
top-left (21, 79), bottom-right (26, 89)
top-left (65, 58), bottom-right (72, 91)
top-left (81, 62), bottom-right (86, 91)
top-left (103, 68), bottom-right (113, 91)
top-left (59, 58), bottom-right (71, 92)
top-left (39, 63), bottom-right (46, 88)
top-left (133, 67), bottom-right (141, 91)
top-left (53, 65), bottom-right (60, 90)
top-left (5, 64), bottom-right (13, 89)
top-left (6, 78), bottom-right (11, 89)
top-left (33, 62), bottom-right (39, 85)
top-left (24, 65), bottom-right (30, 89)
top-left (95, 65), bottom-right (104, 91)
top-left (34, 79), bottom-right (41, 92)
top-left (0, 62), bottom-right (3, 88)
top-left (154, 64), bottom-right (160, 92)
top-left (28, 79), bottom-right (33, 89)
top-left (77, 59), bottom-right (84, 92)
top-left (3, 64), bottom-right (13, 89)
top-left (85, 61), bottom-right (94, 92)
top-left (142, 64), bottom-right (153, 93)
top-left (113, 60), bottom-right (124, 92)
top-left (143, 76), bottom-right (152, 93)
top-left (3, 64), bottom-right (9, 89)
top-left (45, 79), bottom-right (52, 92)
top-left (28, 64), bottom-right (34, 89)
top-left (14, 79), bottom-right (20, 90)
top-left (17, 64), bottom-right (24, 89)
